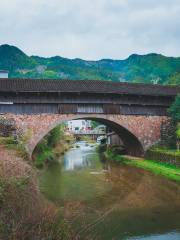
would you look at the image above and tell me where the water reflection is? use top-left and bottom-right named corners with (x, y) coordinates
top-left (39, 141), bottom-right (180, 240)
top-left (64, 141), bottom-right (95, 170)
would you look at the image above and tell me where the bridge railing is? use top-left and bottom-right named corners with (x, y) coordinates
top-left (67, 129), bottom-right (106, 135)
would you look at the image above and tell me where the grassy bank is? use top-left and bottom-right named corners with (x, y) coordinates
top-left (144, 147), bottom-right (180, 168)
top-left (33, 125), bottom-right (75, 168)
top-left (33, 139), bottom-right (72, 168)
top-left (0, 135), bottom-right (76, 239)
top-left (105, 148), bottom-right (180, 183)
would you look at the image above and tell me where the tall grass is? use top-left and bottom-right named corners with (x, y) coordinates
top-left (0, 134), bottom-right (76, 239)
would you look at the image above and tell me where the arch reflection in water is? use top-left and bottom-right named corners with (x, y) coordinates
top-left (39, 141), bottom-right (180, 240)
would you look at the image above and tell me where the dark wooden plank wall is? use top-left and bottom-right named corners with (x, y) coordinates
top-left (77, 104), bottom-right (104, 114)
top-left (120, 105), bottom-right (167, 116)
top-left (58, 104), bottom-right (77, 114)
top-left (0, 103), bottom-right (168, 116)
top-left (0, 92), bottom-right (173, 107)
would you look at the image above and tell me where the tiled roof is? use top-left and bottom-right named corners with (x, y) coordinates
top-left (0, 78), bottom-right (179, 96)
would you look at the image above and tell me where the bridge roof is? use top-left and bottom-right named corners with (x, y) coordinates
top-left (0, 78), bottom-right (179, 96)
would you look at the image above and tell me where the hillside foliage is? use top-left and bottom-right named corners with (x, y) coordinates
top-left (0, 44), bottom-right (180, 85)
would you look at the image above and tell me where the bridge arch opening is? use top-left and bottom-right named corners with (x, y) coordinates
top-left (77, 117), bottom-right (144, 156)
top-left (32, 116), bottom-right (144, 158)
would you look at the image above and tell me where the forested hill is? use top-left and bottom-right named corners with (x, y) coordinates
top-left (0, 44), bottom-right (180, 85)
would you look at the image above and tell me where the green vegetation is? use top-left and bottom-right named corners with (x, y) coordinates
top-left (91, 120), bottom-right (101, 129)
top-left (34, 124), bottom-right (74, 168)
top-left (177, 125), bottom-right (180, 138)
top-left (169, 94), bottom-right (180, 149)
top-left (176, 124), bottom-right (180, 150)
top-left (1, 44), bottom-right (180, 84)
top-left (169, 94), bottom-right (180, 122)
top-left (0, 133), bottom-right (74, 239)
top-left (124, 158), bottom-right (180, 182)
top-left (0, 167), bottom-right (72, 240)
top-left (77, 135), bottom-right (96, 144)
top-left (0, 44), bottom-right (36, 72)
top-left (0, 136), bottom-right (29, 160)
top-left (105, 148), bottom-right (180, 182)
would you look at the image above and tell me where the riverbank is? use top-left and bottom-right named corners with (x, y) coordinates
top-left (105, 148), bottom-right (180, 183)
top-left (33, 139), bottom-right (73, 168)
top-left (33, 126), bottom-right (75, 168)
top-left (38, 140), bottom-right (180, 239)
top-left (0, 136), bottom-right (74, 239)
top-left (145, 147), bottom-right (180, 167)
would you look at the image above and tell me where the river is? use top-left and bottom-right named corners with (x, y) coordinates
top-left (39, 141), bottom-right (180, 240)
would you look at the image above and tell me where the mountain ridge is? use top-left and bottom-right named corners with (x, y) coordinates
top-left (0, 44), bottom-right (180, 85)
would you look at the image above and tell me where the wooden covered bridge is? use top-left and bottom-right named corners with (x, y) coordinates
top-left (0, 78), bottom-right (179, 157)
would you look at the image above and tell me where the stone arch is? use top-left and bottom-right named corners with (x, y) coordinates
top-left (32, 115), bottom-right (144, 157)
top-left (3, 113), bottom-right (168, 158)
top-left (77, 117), bottom-right (144, 156)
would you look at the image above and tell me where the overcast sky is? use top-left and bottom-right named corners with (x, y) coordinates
top-left (0, 0), bottom-right (180, 60)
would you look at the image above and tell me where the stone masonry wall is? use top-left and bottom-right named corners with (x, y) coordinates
top-left (0, 114), bottom-right (169, 157)
top-left (0, 117), bottom-right (17, 137)
top-left (145, 150), bottom-right (180, 167)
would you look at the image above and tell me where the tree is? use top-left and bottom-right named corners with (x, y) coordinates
top-left (167, 72), bottom-right (180, 85)
top-left (169, 94), bottom-right (180, 122)
top-left (176, 124), bottom-right (180, 150)
top-left (91, 120), bottom-right (101, 129)
top-left (169, 95), bottom-right (180, 149)
top-left (47, 124), bottom-right (65, 148)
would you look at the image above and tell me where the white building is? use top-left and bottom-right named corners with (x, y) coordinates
top-left (67, 120), bottom-right (92, 131)
top-left (0, 70), bottom-right (9, 78)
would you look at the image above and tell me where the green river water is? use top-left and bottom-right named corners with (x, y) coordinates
top-left (39, 141), bottom-right (180, 240)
